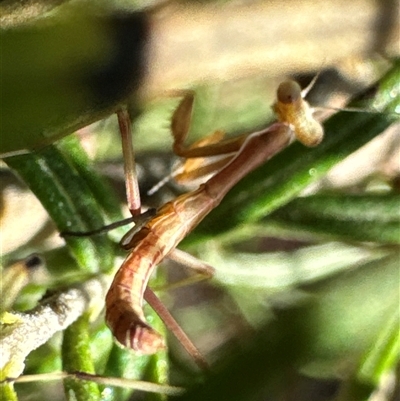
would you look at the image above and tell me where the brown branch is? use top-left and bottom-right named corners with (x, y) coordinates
top-left (0, 275), bottom-right (110, 378)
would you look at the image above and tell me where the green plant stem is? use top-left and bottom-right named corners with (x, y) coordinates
top-left (62, 313), bottom-right (101, 401)
top-left (5, 141), bottom-right (116, 273)
top-left (270, 193), bottom-right (400, 244)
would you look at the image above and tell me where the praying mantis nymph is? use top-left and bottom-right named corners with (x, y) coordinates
top-left (104, 77), bottom-right (329, 369)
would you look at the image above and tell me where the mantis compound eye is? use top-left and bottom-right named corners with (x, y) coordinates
top-left (277, 80), bottom-right (302, 104)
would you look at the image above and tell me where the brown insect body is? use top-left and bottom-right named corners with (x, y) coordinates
top-left (105, 124), bottom-right (292, 354)
top-left (105, 188), bottom-right (218, 353)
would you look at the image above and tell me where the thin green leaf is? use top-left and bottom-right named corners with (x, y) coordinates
top-left (299, 252), bottom-right (400, 378)
top-left (62, 313), bottom-right (101, 401)
top-left (5, 142), bottom-right (116, 273)
top-left (270, 193), bottom-right (400, 244)
top-left (58, 135), bottom-right (123, 224)
top-left (335, 312), bottom-right (400, 401)
top-left (100, 344), bottom-right (151, 401)
top-left (357, 313), bottom-right (400, 385)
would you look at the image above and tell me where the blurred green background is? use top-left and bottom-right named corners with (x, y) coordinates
top-left (1, 1), bottom-right (399, 401)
